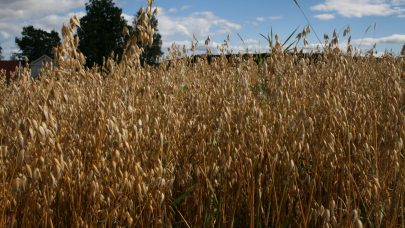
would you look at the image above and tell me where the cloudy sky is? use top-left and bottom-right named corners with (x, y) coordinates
top-left (1, 0), bottom-right (405, 59)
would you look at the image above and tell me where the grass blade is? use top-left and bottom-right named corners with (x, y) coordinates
top-left (282, 26), bottom-right (299, 47)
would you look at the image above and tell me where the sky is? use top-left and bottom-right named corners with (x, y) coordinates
top-left (0, 0), bottom-right (405, 59)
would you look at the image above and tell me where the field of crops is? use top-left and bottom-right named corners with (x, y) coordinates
top-left (0, 4), bottom-right (404, 227)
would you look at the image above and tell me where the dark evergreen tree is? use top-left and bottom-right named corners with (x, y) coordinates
top-left (0, 45), bottom-right (3, 60)
top-left (15, 26), bottom-right (61, 62)
top-left (78, 0), bottom-right (128, 67)
top-left (133, 9), bottom-right (163, 65)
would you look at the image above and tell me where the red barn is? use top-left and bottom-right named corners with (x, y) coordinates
top-left (0, 60), bottom-right (22, 82)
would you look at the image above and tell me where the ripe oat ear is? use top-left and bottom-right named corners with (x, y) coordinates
top-left (153, 7), bottom-right (159, 15)
top-left (204, 36), bottom-right (211, 46)
top-left (70, 15), bottom-right (81, 28)
top-left (122, 26), bottom-right (129, 36)
top-left (1, 0), bottom-right (403, 226)
top-left (343, 26), bottom-right (351, 37)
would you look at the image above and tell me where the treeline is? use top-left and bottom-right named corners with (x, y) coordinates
top-left (10, 0), bottom-right (163, 67)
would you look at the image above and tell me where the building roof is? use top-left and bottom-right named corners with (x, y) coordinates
top-left (31, 55), bottom-right (53, 66)
top-left (0, 60), bottom-right (20, 78)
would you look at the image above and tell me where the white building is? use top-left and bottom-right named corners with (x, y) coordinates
top-left (30, 55), bottom-right (53, 78)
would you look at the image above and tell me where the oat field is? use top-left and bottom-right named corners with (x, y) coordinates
top-left (0, 2), bottom-right (404, 227)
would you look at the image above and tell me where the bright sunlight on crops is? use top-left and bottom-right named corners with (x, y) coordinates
top-left (0, 0), bottom-right (404, 227)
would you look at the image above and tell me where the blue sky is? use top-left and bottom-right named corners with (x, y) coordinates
top-left (1, 0), bottom-right (404, 59)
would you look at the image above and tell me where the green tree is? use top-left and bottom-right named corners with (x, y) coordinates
top-left (78, 0), bottom-right (128, 67)
top-left (15, 26), bottom-right (61, 62)
top-left (133, 9), bottom-right (163, 65)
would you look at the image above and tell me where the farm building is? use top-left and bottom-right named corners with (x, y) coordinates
top-left (30, 55), bottom-right (54, 78)
top-left (0, 60), bottom-right (22, 82)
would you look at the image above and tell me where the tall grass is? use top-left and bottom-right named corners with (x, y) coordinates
top-left (0, 1), bottom-right (404, 227)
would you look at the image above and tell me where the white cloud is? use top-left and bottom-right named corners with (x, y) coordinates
top-left (0, 11), bottom-right (85, 58)
top-left (352, 34), bottom-right (405, 46)
top-left (311, 0), bottom-right (405, 18)
top-left (157, 8), bottom-right (241, 39)
top-left (168, 8), bottom-right (178, 13)
top-left (269, 16), bottom-right (283, 20)
top-left (255, 16), bottom-right (283, 23)
top-left (250, 15), bottom-right (283, 26)
top-left (167, 5), bottom-right (191, 13)
top-left (0, 0), bottom-right (85, 59)
top-left (32, 12), bottom-right (85, 32)
top-left (122, 13), bottom-right (134, 24)
top-left (180, 5), bottom-right (191, 11)
top-left (0, 31), bottom-right (11, 40)
top-left (256, 17), bottom-right (266, 22)
top-left (0, 0), bottom-right (85, 20)
top-left (314, 13), bottom-right (335, 20)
